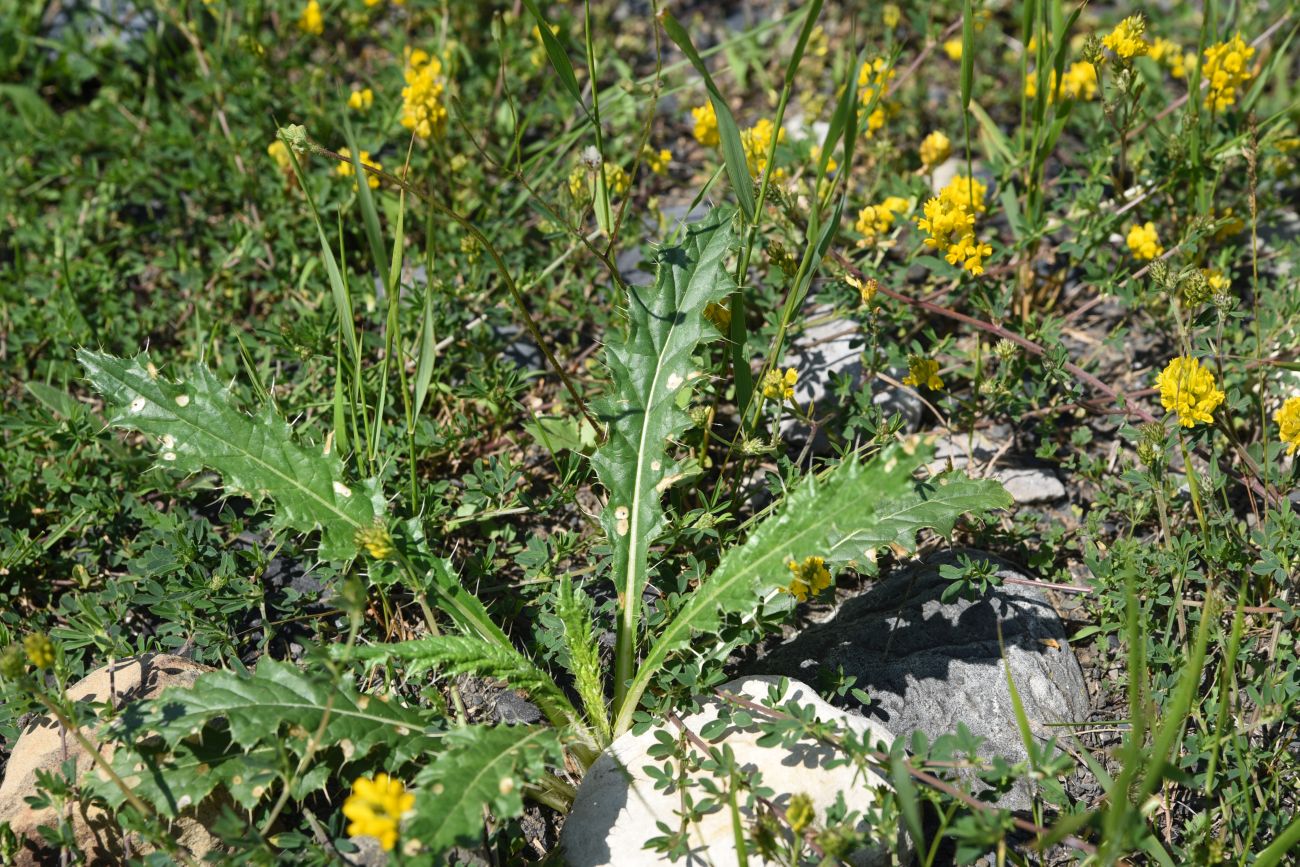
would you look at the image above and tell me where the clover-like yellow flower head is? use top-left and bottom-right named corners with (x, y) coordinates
top-left (785, 556), bottom-right (831, 603)
top-left (1102, 15), bottom-right (1149, 60)
top-left (297, 0), bottom-right (323, 36)
top-left (1275, 396), bottom-right (1300, 455)
top-left (1126, 222), bottom-right (1163, 261)
top-left (401, 50), bottom-right (449, 140)
top-left (903, 355), bottom-right (944, 391)
top-left (691, 102), bottom-right (719, 147)
top-left (1202, 34), bottom-right (1255, 111)
top-left (762, 367), bottom-right (798, 403)
top-left (1155, 356), bottom-right (1225, 428)
top-left (343, 774), bottom-right (414, 852)
top-left (919, 131), bottom-right (952, 171)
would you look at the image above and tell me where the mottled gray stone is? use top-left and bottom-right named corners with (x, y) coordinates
top-left (754, 552), bottom-right (1089, 809)
top-left (930, 431), bottom-right (1065, 504)
top-left (562, 676), bottom-right (907, 867)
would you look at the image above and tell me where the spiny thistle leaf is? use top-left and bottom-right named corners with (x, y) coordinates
top-left (90, 658), bottom-right (439, 816)
top-left (337, 635), bottom-right (582, 734)
top-left (613, 444), bottom-right (1012, 734)
top-left (556, 575), bottom-right (611, 744)
top-left (78, 350), bottom-right (383, 561)
top-left (589, 207), bottom-right (736, 702)
top-left (407, 726), bottom-right (563, 856)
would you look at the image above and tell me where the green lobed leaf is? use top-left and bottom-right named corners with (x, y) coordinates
top-left (589, 207), bottom-right (736, 707)
top-left (78, 350), bottom-right (384, 561)
top-left (407, 726), bottom-right (563, 856)
top-left (613, 444), bottom-right (1012, 734)
top-left (91, 658), bottom-right (440, 816)
top-left (335, 634), bottom-right (583, 735)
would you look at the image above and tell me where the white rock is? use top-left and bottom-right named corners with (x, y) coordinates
top-left (563, 676), bottom-right (907, 867)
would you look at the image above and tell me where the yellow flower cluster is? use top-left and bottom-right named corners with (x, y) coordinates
top-left (603, 163), bottom-right (630, 196)
top-left (297, 0), bottom-right (323, 36)
top-left (1102, 15), bottom-right (1149, 60)
top-left (902, 355), bottom-right (944, 390)
top-left (1025, 61), bottom-right (1098, 103)
top-left (337, 148), bottom-right (382, 189)
top-left (1155, 356), bottom-right (1225, 428)
top-left (1276, 396), bottom-right (1300, 455)
top-left (24, 633), bottom-right (55, 669)
top-left (348, 88), bottom-right (374, 112)
top-left (917, 176), bottom-right (991, 275)
top-left (740, 118), bottom-right (786, 179)
top-left (691, 101), bottom-right (719, 147)
top-left (785, 556), bottom-right (831, 603)
top-left (1202, 34), bottom-right (1255, 111)
top-left (642, 145), bottom-right (672, 175)
top-left (919, 131), bottom-right (951, 170)
top-left (343, 774), bottom-right (414, 852)
top-left (1203, 268), bottom-right (1231, 294)
top-left (355, 523), bottom-right (394, 560)
top-left (857, 57), bottom-right (896, 136)
top-left (1149, 37), bottom-right (1192, 79)
top-left (855, 196), bottom-right (909, 242)
top-left (401, 50), bottom-right (448, 140)
top-left (1126, 221), bottom-right (1162, 261)
top-left (268, 139), bottom-right (293, 172)
top-left (943, 39), bottom-right (963, 61)
top-left (762, 367), bottom-right (798, 403)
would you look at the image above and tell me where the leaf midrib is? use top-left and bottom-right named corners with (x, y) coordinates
top-left (419, 728), bottom-right (552, 844)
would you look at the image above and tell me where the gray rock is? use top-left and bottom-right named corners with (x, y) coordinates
top-left (562, 676), bottom-right (907, 867)
top-left (753, 552), bottom-right (1089, 809)
top-left (930, 431), bottom-right (1065, 505)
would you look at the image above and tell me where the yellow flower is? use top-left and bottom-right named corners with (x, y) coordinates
top-left (355, 524), bottom-right (394, 560)
top-left (847, 274), bottom-right (879, 306)
top-left (785, 556), bottom-right (831, 603)
top-left (1155, 356), bottom-right (1225, 428)
top-left (1275, 396), bottom-right (1300, 455)
top-left (882, 3), bottom-right (900, 29)
top-left (1148, 37), bottom-right (1180, 67)
top-left (857, 57), bottom-right (896, 108)
top-left (568, 166), bottom-right (589, 201)
top-left (762, 367), bottom-right (798, 402)
top-left (1102, 15), bottom-right (1148, 60)
top-left (1202, 34), bottom-right (1255, 111)
top-left (691, 102), bottom-right (719, 147)
top-left (642, 145), bottom-right (672, 175)
top-left (903, 355), bottom-right (944, 390)
top-left (787, 793), bottom-right (816, 833)
top-left (939, 175), bottom-right (987, 215)
top-left (1060, 61), bottom-right (1098, 101)
top-left (917, 196), bottom-right (974, 251)
top-left (267, 139), bottom-right (292, 172)
top-left (23, 633), bottom-right (55, 669)
top-left (855, 196), bottom-right (909, 241)
top-left (1203, 268), bottom-right (1231, 294)
top-left (348, 88), bottom-right (374, 112)
top-left (703, 301), bottom-right (731, 333)
top-left (401, 49), bottom-right (449, 140)
top-left (945, 233), bottom-right (993, 276)
top-left (740, 118), bottom-right (786, 179)
top-left (337, 148), bottom-right (382, 189)
top-left (297, 0), bottom-right (323, 36)
top-left (343, 774), bottom-right (414, 852)
top-left (919, 131), bottom-right (952, 171)
top-left (942, 38), bottom-right (963, 61)
top-left (1125, 221), bottom-right (1163, 261)
top-left (810, 145), bottom-right (837, 174)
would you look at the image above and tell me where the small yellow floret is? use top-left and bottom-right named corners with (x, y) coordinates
top-left (740, 118), bottom-right (786, 179)
top-left (762, 367), bottom-right (798, 402)
top-left (401, 50), bottom-right (449, 140)
top-left (691, 102), bottom-right (719, 147)
top-left (642, 145), bottom-right (672, 175)
top-left (785, 556), bottom-right (831, 603)
top-left (1126, 222), bottom-right (1163, 261)
top-left (348, 88), bottom-right (374, 112)
top-left (1202, 34), bottom-right (1255, 111)
top-left (337, 148), bottom-right (382, 189)
top-left (297, 0), bottom-right (323, 35)
top-left (903, 355), bottom-right (944, 390)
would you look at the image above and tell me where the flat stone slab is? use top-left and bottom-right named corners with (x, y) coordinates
top-left (563, 676), bottom-right (907, 866)
top-left (753, 552), bottom-right (1089, 809)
